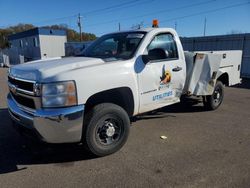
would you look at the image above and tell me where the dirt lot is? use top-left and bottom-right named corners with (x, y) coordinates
top-left (0, 68), bottom-right (250, 188)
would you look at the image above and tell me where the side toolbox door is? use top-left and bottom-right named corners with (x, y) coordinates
top-left (137, 33), bottom-right (185, 113)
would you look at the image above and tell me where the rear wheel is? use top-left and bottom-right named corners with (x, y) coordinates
top-left (203, 81), bottom-right (224, 110)
top-left (83, 103), bottom-right (130, 157)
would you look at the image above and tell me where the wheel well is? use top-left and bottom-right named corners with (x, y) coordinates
top-left (85, 87), bottom-right (134, 117)
top-left (217, 73), bottom-right (229, 86)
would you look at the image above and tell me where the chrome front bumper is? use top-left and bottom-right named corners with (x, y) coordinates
top-left (7, 94), bottom-right (84, 143)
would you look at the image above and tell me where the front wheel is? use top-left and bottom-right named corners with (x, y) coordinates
top-left (83, 103), bottom-right (130, 157)
top-left (203, 81), bottom-right (224, 110)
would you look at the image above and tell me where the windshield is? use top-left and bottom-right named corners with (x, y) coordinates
top-left (84, 32), bottom-right (146, 60)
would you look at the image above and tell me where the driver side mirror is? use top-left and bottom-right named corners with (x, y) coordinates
top-left (142, 48), bottom-right (168, 64)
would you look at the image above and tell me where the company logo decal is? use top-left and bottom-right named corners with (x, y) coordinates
top-left (153, 91), bottom-right (173, 101)
top-left (152, 65), bottom-right (173, 101)
top-left (160, 66), bottom-right (171, 84)
top-left (159, 65), bottom-right (171, 90)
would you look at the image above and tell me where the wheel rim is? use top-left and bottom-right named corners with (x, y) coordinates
top-left (96, 117), bottom-right (123, 146)
top-left (213, 86), bottom-right (222, 105)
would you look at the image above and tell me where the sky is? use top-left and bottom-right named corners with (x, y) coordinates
top-left (0, 0), bottom-right (250, 37)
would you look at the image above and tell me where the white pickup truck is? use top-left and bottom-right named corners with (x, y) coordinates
top-left (7, 27), bottom-right (242, 156)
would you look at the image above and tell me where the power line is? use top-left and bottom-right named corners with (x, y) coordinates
top-left (84, 0), bottom-right (217, 28)
top-left (27, 0), bottom-right (151, 28)
top-left (93, 1), bottom-right (249, 36)
top-left (81, 0), bottom-right (143, 16)
top-left (156, 1), bottom-right (250, 26)
top-left (83, 0), bottom-right (156, 17)
top-left (126, 0), bottom-right (216, 22)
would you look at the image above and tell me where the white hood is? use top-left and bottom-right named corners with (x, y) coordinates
top-left (9, 57), bottom-right (105, 81)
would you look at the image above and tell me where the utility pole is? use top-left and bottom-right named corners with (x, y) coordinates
top-left (203, 17), bottom-right (207, 36)
top-left (77, 13), bottom-right (82, 41)
top-left (118, 23), bottom-right (121, 31)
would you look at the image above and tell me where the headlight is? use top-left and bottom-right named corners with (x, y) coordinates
top-left (42, 81), bottom-right (77, 108)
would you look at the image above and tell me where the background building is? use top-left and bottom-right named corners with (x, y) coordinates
top-left (7, 27), bottom-right (67, 64)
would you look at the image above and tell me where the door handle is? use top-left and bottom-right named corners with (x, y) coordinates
top-left (172, 66), bottom-right (182, 72)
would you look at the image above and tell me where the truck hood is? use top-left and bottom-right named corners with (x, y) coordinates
top-left (9, 57), bottom-right (105, 81)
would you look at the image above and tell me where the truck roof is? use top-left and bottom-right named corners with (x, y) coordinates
top-left (106, 27), bottom-right (176, 35)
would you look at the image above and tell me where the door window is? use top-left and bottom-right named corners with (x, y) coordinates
top-left (147, 33), bottom-right (178, 59)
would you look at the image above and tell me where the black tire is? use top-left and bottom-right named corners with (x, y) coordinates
top-left (83, 103), bottom-right (130, 157)
top-left (203, 81), bottom-right (224, 110)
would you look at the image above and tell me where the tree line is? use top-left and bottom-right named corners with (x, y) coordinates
top-left (0, 23), bottom-right (97, 49)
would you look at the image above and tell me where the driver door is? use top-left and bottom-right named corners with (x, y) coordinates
top-left (138, 33), bottom-right (185, 113)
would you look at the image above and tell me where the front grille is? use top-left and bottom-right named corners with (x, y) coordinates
top-left (11, 91), bottom-right (36, 109)
top-left (8, 76), bottom-right (34, 92)
top-left (8, 75), bottom-right (39, 109)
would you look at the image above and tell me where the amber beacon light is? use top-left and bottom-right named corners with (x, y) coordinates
top-left (152, 19), bottom-right (159, 28)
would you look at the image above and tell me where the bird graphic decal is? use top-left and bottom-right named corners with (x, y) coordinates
top-left (160, 65), bottom-right (171, 84)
